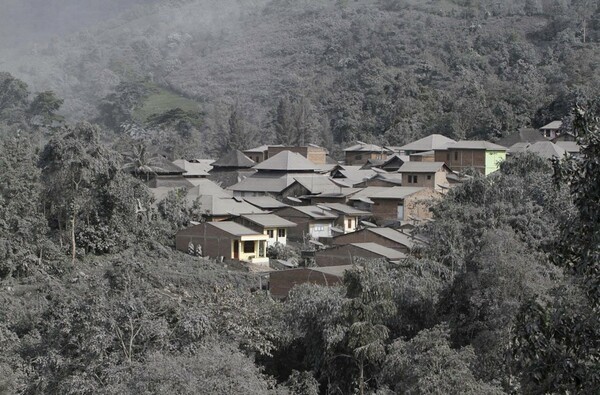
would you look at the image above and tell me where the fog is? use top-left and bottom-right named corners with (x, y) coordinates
top-left (0, 0), bottom-right (156, 52)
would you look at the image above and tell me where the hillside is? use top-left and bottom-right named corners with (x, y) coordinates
top-left (3, 0), bottom-right (600, 153)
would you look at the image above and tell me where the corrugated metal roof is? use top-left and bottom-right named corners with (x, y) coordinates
top-left (541, 120), bottom-right (563, 130)
top-left (555, 141), bottom-right (580, 153)
top-left (508, 141), bottom-right (567, 159)
top-left (229, 173), bottom-right (296, 192)
top-left (368, 228), bottom-right (416, 248)
top-left (172, 159), bottom-right (212, 176)
top-left (243, 196), bottom-right (289, 209)
top-left (496, 128), bottom-right (548, 147)
top-left (254, 151), bottom-right (317, 171)
top-left (398, 134), bottom-right (456, 152)
top-left (197, 195), bottom-right (266, 216)
top-left (443, 141), bottom-right (507, 151)
top-left (398, 161), bottom-right (447, 173)
top-left (208, 221), bottom-right (264, 236)
top-left (349, 186), bottom-right (425, 201)
top-left (292, 175), bottom-right (344, 194)
top-left (311, 265), bottom-right (354, 277)
top-left (351, 242), bottom-right (407, 259)
top-left (211, 150), bottom-right (256, 168)
top-left (241, 214), bottom-right (297, 228)
top-left (322, 203), bottom-right (370, 216)
top-left (290, 205), bottom-right (339, 219)
top-left (343, 142), bottom-right (388, 152)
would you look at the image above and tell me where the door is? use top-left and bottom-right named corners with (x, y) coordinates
top-left (233, 240), bottom-right (239, 260)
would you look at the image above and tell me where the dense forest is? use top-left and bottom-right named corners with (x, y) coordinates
top-left (1, 0), bottom-right (600, 394)
top-left (2, 0), bottom-right (600, 158)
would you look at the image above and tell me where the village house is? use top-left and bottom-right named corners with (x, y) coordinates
top-left (243, 196), bottom-right (290, 211)
top-left (379, 154), bottom-right (407, 172)
top-left (144, 158), bottom-right (193, 188)
top-left (193, 195), bottom-right (266, 222)
top-left (356, 172), bottom-right (404, 188)
top-left (172, 159), bottom-right (213, 179)
top-left (274, 205), bottom-right (338, 241)
top-left (321, 203), bottom-right (370, 233)
top-left (332, 227), bottom-right (422, 254)
top-left (314, 242), bottom-right (406, 266)
top-left (434, 141), bottom-right (507, 175)
top-left (398, 134), bottom-right (456, 155)
top-left (242, 145), bottom-right (280, 163)
top-left (507, 141), bottom-right (567, 160)
top-left (234, 213), bottom-right (297, 246)
top-left (208, 150), bottom-right (256, 188)
top-left (347, 186), bottom-right (440, 225)
top-left (229, 151), bottom-right (318, 196)
top-left (175, 222), bottom-right (269, 265)
top-left (397, 161), bottom-right (451, 191)
top-left (409, 150), bottom-right (436, 162)
top-left (267, 144), bottom-right (329, 165)
top-left (496, 128), bottom-right (548, 148)
top-left (343, 142), bottom-right (391, 165)
top-left (269, 265), bottom-right (351, 299)
top-left (330, 165), bottom-right (377, 187)
top-left (540, 120), bottom-right (562, 139)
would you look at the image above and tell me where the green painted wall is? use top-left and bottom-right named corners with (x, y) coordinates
top-left (485, 151), bottom-right (506, 175)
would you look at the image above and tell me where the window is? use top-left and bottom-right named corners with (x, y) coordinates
top-left (446, 153), bottom-right (450, 161)
top-left (258, 241), bottom-right (265, 257)
top-left (397, 203), bottom-right (404, 220)
top-left (454, 151), bottom-right (458, 160)
top-left (347, 219), bottom-right (353, 228)
top-left (314, 224), bottom-right (324, 231)
top-left (355, 154), bottom-right (362, 160)
top-left (408, 175), bottom-right (413, 183)
top-left (278, 228), bottom-right (286, 238)
top-left (243, 241), bottom-right (255, 253)
top-left (408, 175), bottom-right (418, 183)
top-left (427, 175), bottom-right (432, 180)
top-left (266, 229), bottom-right (274, 238)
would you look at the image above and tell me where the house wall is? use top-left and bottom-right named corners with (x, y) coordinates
top-left (446, 149), bottom-right (486, 174)
top-left (401, 171), bottom-right (449, 190)
top-left (409, 152), bottom-right (435, 162)
top-left (345, 152), bottom-right (386, 166)
top-left (333, 215), bottom-right (359, 233)
top-left (243, 151), bottom-right (267, 163)
top-left (333, 230), bottom-right (410, 253)
top-left (308, 221), bottom-right (333, 239)
top-left (235, 239), bottom-right (268, 264)
top-left (264, 227), bottom-right (288, 246)
top-left (371, 199), bottom-right (402, 224)
top-left (484, 150), bottom-right (506, 175)
top-left (269, 268), bottom-right (343, 299)
top-left (315, 245), bottom-right (383, 266)
top-left (175, 224), bottom-right (234, 259)
top-left (371, 189), bottom-right (440, 224)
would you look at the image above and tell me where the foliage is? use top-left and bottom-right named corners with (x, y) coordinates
top-left (512, 99), bottom-right (600, 394)
top-left (382, 324), bottom-right (505, 395)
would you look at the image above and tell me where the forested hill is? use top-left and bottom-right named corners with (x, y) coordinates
top-left (4, 0), bottom-right (600, 153)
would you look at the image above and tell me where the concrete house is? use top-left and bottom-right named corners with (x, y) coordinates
top-left (234, 213), bottom-right (297, 246)
top-left (343, 143), bottom-right (391, 166)
top-left (175, 222), bottom-right (269, 265)
top-left (332, 227), bottom-right (421, 254)
top-left (397, 161), bottom-right (451, 190)
top-left (435, 141), bottom-right (507, 175)
top-left (208, 150), bottom-right (256, 188)
top-left (274, 205), bottom-right (338, 240)
top-left (321, 203), bottom-right (370, 234)
top-left (315, 242), bottom-right (406, 267)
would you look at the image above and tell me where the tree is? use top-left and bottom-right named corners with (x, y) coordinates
top-left (28, 91), bottom-right (64, 126)
top-left (512, 99), bottom-right (600, 393)
top-left (382, 324), bottom-right (505, 394)
top-left (0, 72), bottom-right (29, 125)
top-left (122, 143), bottom-right (164, 181)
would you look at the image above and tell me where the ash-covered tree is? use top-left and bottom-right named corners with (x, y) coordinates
top-left (0, 72), bottom-right (29, 126)
top-left (0, 134), bottom-right (53, 279)
top-left (40, 122), bottom-right (152, 260)
top-left (512, 99), bottom-right (600, 394)
top-left (28, 90), bottom-right (64, 128)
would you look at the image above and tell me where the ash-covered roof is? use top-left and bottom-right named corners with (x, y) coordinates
top-left (398, 134), bottom-right (456, 152)
top-left (211, 150), bottom-right (256, 169)
top-left (253, 150), bottom-right (317, 172)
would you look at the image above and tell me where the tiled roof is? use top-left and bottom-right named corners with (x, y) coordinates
top-left (398, 134), bottom-right (456, 152)
top-left (292, 175), bottom-right (345, 194)
top-left (555, 141), bottom-right (580, 153)
top-left (241, 214), bottom-right (297, 228)
top-left (496, 128), bottom-right (548, 147)
top-left (211, 150), bottom-right (256, 168)
top-left (253, 150), bottom-right (317, 172)
top-left (368, 228), bottom-right (417, 248)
